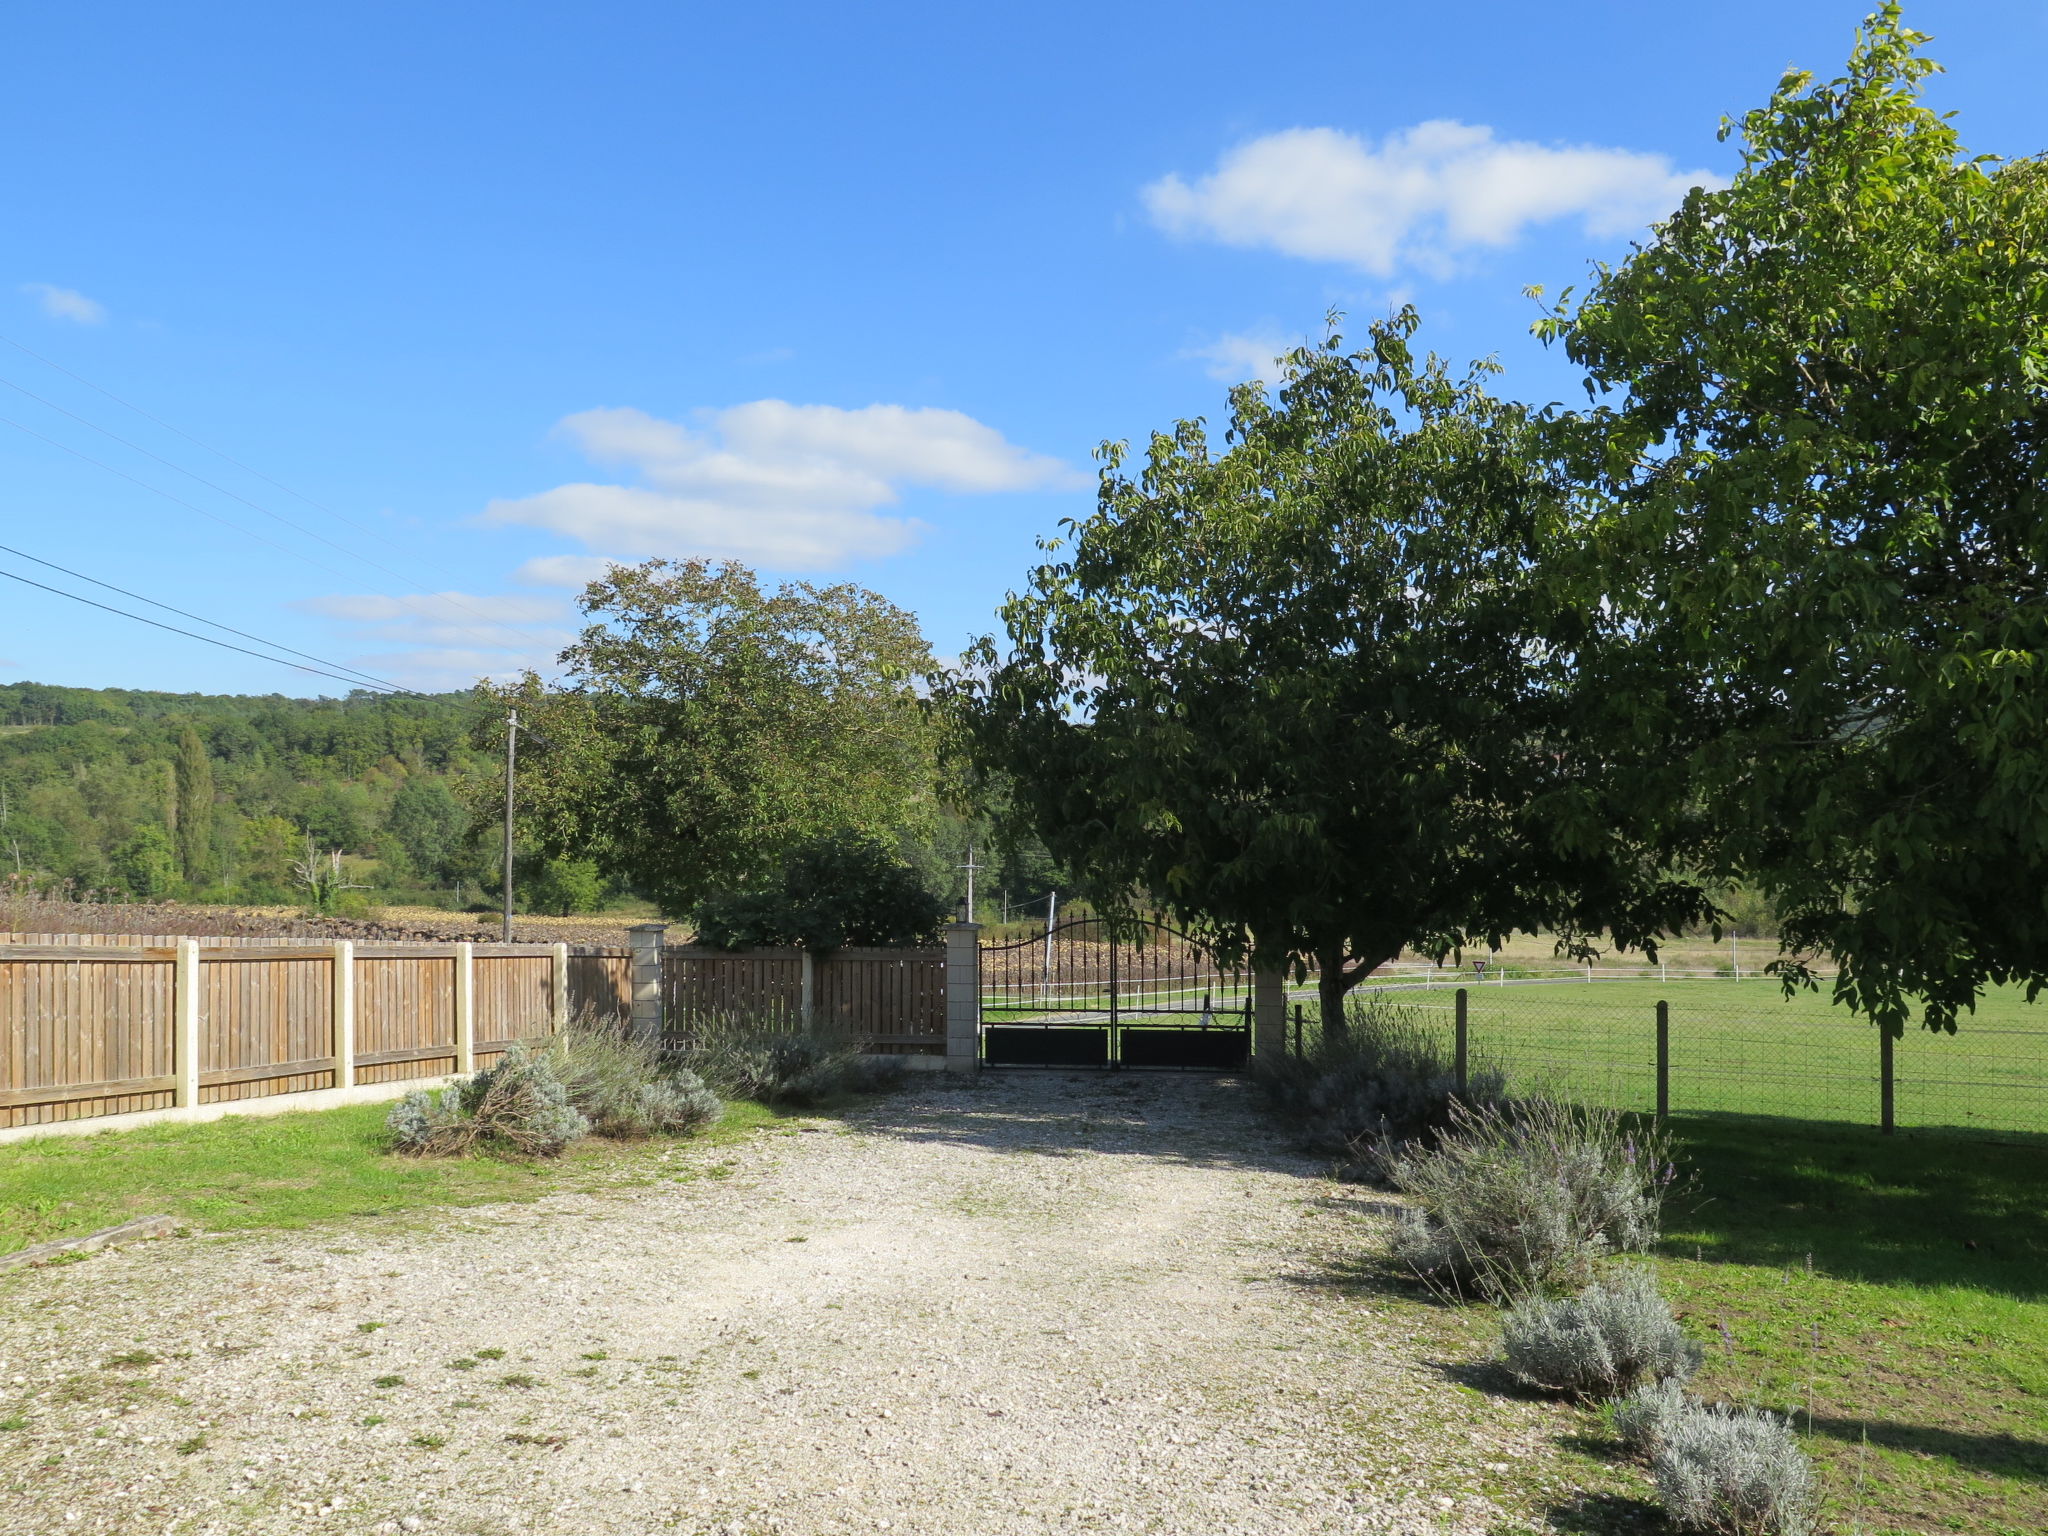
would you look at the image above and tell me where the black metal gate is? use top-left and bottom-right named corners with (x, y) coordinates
top-left (978, 917), bottom-right (1251, 1070)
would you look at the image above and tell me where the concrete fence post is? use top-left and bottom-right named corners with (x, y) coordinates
top-left (551, 942), bottom-right (571, 1032)
top-left (800, 947), bottom-right (817, 1031)
top-left (334, 940), bottom-right (356, 1089)
top-left (1252, 966), bottom-right (1287, 1062)
top-left (943, 922), bottom-right (981, 1074)
top-left (173, 940), bottom-right (202, 1108)
top-left (454, 941), bottom-right (476, 1074)
top-left (629, 923), bottom-right (667, 1047)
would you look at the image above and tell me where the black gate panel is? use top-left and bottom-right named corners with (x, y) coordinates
top-left (979, 916), bottom-right (1253, 1071)
top-left (1117, 1025), bottom-right (1249, 1070)
top-left (983, 1024), bottom-right (1111, 1067)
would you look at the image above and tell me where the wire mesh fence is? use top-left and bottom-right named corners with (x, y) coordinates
top-left (1320, 971), bottom-right (2048, 1140)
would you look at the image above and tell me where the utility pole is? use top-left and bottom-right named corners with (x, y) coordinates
top-left (502, 709), bottom-right (518, 944)
top-left (957, 843), bottom-right (982, 922)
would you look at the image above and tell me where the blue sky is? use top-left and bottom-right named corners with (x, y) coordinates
top-left (2, 2), bottom-right (2042, 696)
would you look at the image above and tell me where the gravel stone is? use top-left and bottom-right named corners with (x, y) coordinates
top-left (0, 1072), bottom-right (1553, 1533)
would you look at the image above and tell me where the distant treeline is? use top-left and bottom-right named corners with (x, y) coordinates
top-left (0, 681), bottom-right (492, 904)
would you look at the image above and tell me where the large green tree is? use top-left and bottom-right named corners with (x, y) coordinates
top-left (941, 313), bottom-right (1707, 1027)
top-left (1540, 5), bottom-right (2048, 1033)
top-left (481, 559), bottom-right (941, 919)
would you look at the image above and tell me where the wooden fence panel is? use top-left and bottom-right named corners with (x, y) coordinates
top-left (474, 951), bottom-right (553, 1065)
top-left (197, 950), bottom-right (338, 1103)
top-left (662, 949), bottom-right (803, 1031)
top-left (0, 950), bottom-right (176, 1128)
top-left (354, 951), bottom-right (457, 1084)
top-left (816, 950), bottom-right (946, 1053)
top-left (567, 951), bottom-right (632, 1025)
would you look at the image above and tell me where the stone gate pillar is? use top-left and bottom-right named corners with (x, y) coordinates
top-left (628, 922), bottom-right (667, 1046)
top-left (943, 922), bottom-right (981, 1075)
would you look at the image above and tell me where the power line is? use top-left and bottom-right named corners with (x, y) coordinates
top-left (0, 539), bottom-right (406, 694)
top-left (0, 369), bottom-right (541, 650)
top-left (0, 409), bottom-right (540, 664)
top-left (0, 563), bottom-right (411, 694)
top-left (0, 332), bottom-right (563, 651)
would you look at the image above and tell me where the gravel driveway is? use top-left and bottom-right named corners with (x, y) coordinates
top-left (1, 1072), bottom-right (1560, 1535)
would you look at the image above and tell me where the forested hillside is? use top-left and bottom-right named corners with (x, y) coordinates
top-left (0, 681), bottom-right (491, 905)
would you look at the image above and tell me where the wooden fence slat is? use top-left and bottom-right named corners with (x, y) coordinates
top-left (0, 1074), bottom-right (178, 1110)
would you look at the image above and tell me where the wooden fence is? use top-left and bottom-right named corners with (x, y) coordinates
top-left (0, 940), bottom-right (633, 1133)
top-left (2, 931), bottom-right (950, 1137)
top-left (660, 945), bottom-right (948, 1055)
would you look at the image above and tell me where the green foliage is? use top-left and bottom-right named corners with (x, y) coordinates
top-left (477, 559), bottom-right (941, 920)
top-left (1538, 5), bottom-right (2048, 1033)
top-left (0, 682), bottom-right (492, 904)
top-left (385, 775), bottom-right (468, 885)
top-left (518, 855), bottom-right (607, 916)
top-left (693, 830), bottom-right (950, 951)
top-left (172, 725), bottom-right (214, 886)
top-left (111, 823), bottom-right (178, 900)
top-left (938, 311), bottom-right (1710, 1027)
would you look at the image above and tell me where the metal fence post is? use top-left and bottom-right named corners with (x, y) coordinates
top-left (628, 923), bottom-right (667, 1048)
top-left (1454, 987), bottom-right (1469, 1095)
top-left (1292, 1002), bottom-right (1303, 1058)
top-left (1880, 1028), bottom-right (1895, 1135)
top-left (1655, 998), bottom-right (1669, 1121)
top-left (943, 921), bottom-right (981, 1074)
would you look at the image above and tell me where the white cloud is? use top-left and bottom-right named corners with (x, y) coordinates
top-left (21, 283), bottom-right (107, 324)
top-left (1187, 329), bottom-right (1298, 384)
top-left (484, 401), bottom-right (1085, 571)
top-left (359, 648), bottom-right (545, 690)
top-left (514, 554), bottom-right (625, 590)
top-left (1143, 122), bottom-right (1719, 277)
top-left (296, 591), bottom-right (573, 689)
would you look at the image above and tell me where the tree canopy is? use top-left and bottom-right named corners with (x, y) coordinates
top-left (940, 312), bottom-right (1708, 1026)
top-left (481, 559), bottom-right (942, 920)
top-left (694, 831), bottom-right (951, 951)
top-left (1541, 4), bottom-right (2048, 1033)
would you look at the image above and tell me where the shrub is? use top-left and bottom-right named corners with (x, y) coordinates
top-left (544, 1017), bottom-right (724, 1136)
top-left (591, 1075), bottom-right (724, 1138)
top-left (1499, 1268), bottom-right (1702, 1397)
top-left (1255, 994), bottom-right (1509, 1169)
top-left (388, 1044), bottom-right (588, 1158)
top-left (1613, 1377), bottom-right (1693, 1459)
top-left (1383, 1097), bottom-right (1675, 1296)
top-left (1652, 1401), bottom-right (1819, 1536)
top-left (678, 1012), bottom-right (908, 1108)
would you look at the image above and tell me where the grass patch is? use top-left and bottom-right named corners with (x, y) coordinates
top-left (1633, 1116), bottom-right (2048, 1535)
top-left (0, 1096), bottom-right (785, 1255)
top-left (1348, 977), bottom-right (2048, 1136)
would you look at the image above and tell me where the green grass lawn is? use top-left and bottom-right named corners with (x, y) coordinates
top-left (1354, 977), bottom-right (2048, 1138)
top-left (1521, 1115), bottom-right (2048, 1536)
top-left (0, 1097), bottom-right (785, 1256)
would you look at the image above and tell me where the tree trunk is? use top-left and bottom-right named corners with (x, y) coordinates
top-left (1318, 946), bottom-right (1352, 1040)
top-left (1317, 945), bottom-right (1402, 1043)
